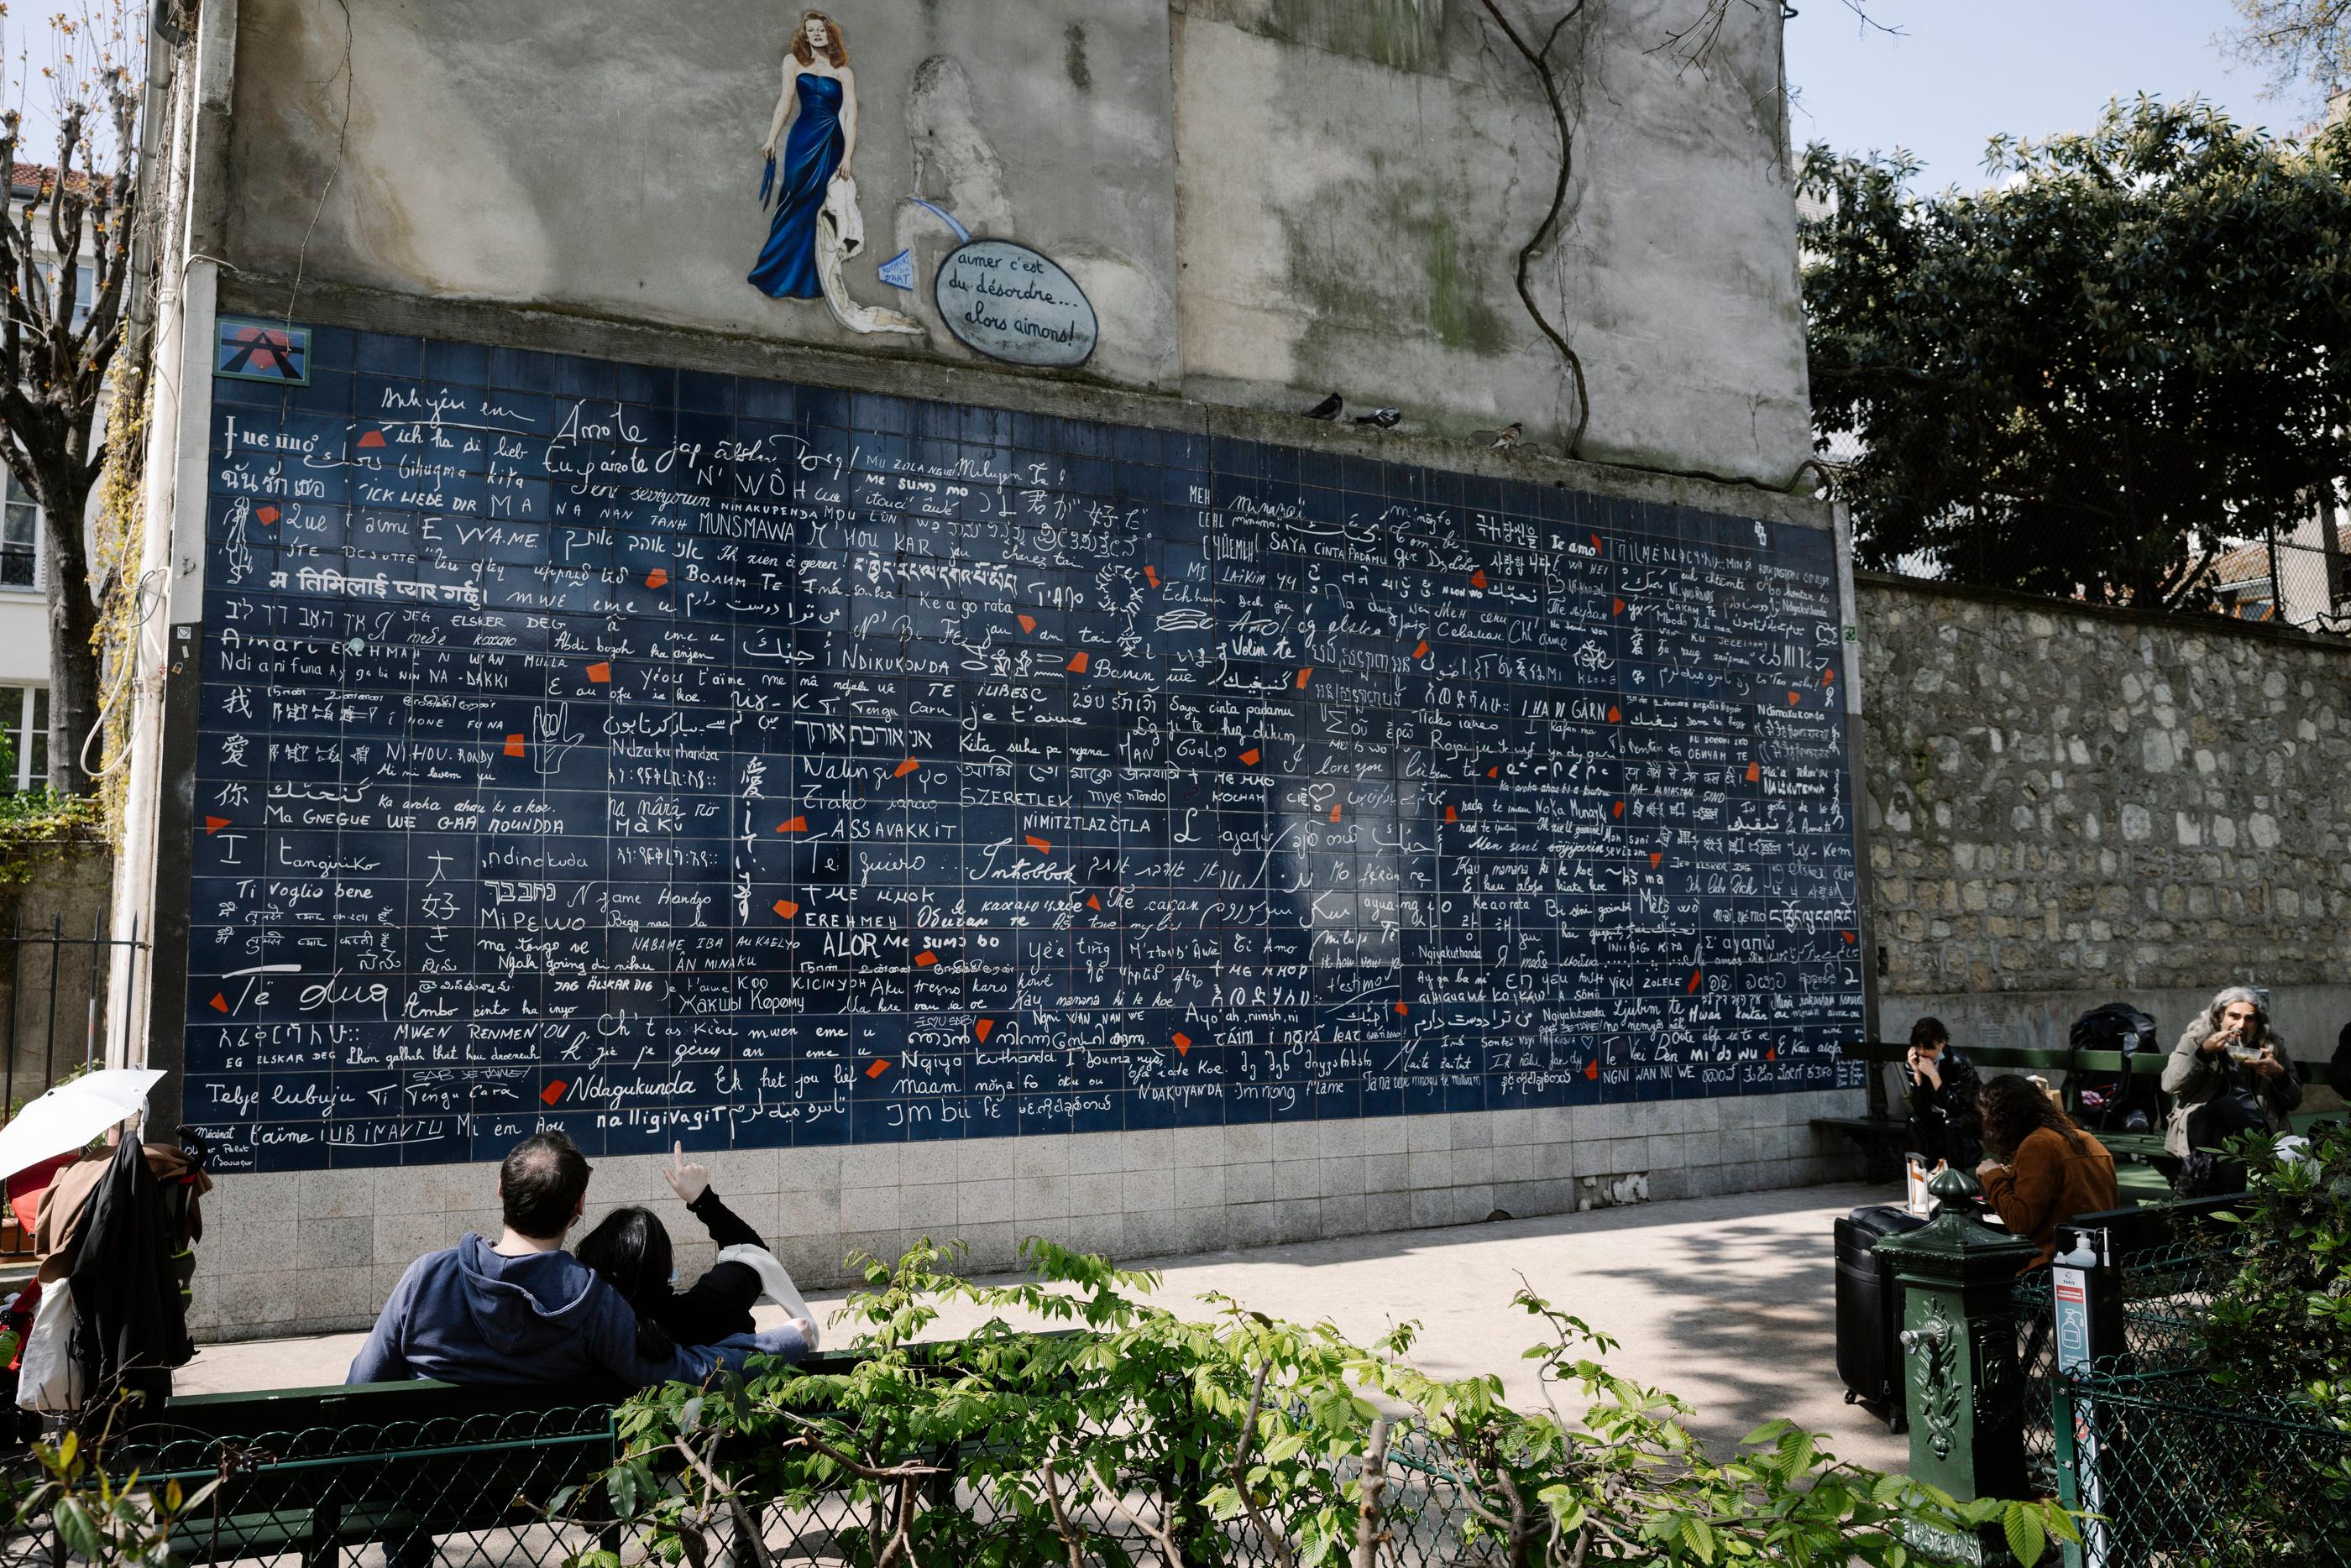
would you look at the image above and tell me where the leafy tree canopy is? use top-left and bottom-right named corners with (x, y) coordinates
top-left (1799, 97), bottom-right (2351, 607)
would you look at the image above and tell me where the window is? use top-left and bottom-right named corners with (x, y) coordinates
top-left (0, 473), bottom-right (35, 589)
top-left (0, 685), bottom-right (48, 792)
top-left (36, 262), bottom-right (95, 332)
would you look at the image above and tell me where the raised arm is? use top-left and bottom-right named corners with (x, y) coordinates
top-left (2160, 1023), bottom-right (2217, 1097)
top-left (837, 68), bottom-right (857, 175)
top-left (689, 1188), bottom-right (766, 1252)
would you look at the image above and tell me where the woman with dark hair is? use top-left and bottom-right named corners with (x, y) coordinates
top-left (1902, 1016), bottom-right (1982, 1168)
top-left (1974, 1075), bottom-right (2118, 1269)
top-left (577, 1146), bottom-right (814, 1359)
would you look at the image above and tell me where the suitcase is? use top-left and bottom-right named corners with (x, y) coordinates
top-left (1835, 1203), bottom-right (1928, 1429)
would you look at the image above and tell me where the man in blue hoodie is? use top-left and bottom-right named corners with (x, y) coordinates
top-left (347, 1132), bottom-right (812, 1386)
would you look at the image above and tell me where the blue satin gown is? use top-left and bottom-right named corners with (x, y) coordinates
top-left (748, 73), bottom-right (846, 301)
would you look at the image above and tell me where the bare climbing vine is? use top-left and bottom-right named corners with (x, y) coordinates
top-left (1472, 0), bottom-right (1591, 457)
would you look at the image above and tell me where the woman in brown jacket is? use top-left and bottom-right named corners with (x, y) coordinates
top-left (1975, 1075), bottom-right (2119, 1268)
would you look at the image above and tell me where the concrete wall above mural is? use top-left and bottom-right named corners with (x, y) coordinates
top-left (223, 0), bottom-right (1809, 486)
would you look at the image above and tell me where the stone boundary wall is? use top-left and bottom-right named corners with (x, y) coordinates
top-left (1857, 572), bottom-right (2351, 1075)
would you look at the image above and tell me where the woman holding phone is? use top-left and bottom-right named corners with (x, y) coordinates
top-left (2160, 986), bottom-right (2301, 1162)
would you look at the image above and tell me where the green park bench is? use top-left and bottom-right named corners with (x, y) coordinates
top-left (1814, 1039), bottom-right (2339, 1197)
top-left (116, 1351), bottom-right (866, 1567)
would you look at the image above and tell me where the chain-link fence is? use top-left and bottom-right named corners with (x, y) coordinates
top-left (0, 1392), bottom-right (1511, 1568)
top-left (2006, 1215), bottom-right (2351, 1568)
top-left (2013, 1229), bottom-right (2226, 1499)
top-left (2057, 1370), bottom-right (2351, 1566)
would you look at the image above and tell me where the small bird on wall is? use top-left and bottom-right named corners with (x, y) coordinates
top-left (1473, 421), bottom-right (1521, 449)
top-left (1302, 391), bottom-right (1343, 421)
top-left (1352, 407), bottom-right (1401, 429)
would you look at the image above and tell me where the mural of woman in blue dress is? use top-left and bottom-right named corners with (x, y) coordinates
top-left (750, 12), bottom-right (857, 301)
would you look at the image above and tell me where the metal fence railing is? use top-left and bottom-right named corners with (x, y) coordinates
top-left (2008, 1194), bottom-right (2351, 1568)
top-left (3, 913), bottom-right (145, 1116)
top-left (2055, 1370), bottom-right (2351, 1567)
top-left (0, 1382), bottom-right (1506, 1568)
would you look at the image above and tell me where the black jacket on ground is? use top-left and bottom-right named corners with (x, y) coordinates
top-left (637, 1189), bottom-right (766, 1349)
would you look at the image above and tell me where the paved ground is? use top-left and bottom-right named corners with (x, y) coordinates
top-left (178, 1180), bottom-right (1905, 1471)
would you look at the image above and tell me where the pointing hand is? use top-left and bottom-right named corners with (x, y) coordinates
top-left (664, 1141), bottom-right (709, 1205)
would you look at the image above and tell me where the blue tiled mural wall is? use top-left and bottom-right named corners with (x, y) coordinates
top-left (184, 326), bottom-right (1865, 1171)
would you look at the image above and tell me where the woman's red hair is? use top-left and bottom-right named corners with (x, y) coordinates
top-left (789, 11), bottom-right (849, 66)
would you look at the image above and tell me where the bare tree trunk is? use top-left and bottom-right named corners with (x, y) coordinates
top-left (1352, 1418), bottom-right (1389, 1568)
top-left (36, 461), bottom-right (98, 797)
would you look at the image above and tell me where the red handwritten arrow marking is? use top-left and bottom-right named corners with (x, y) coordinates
top-left (204, 816), bottom-right (231, 835)
top-left (914, 950), bottom-right (939, 967)
top-left (867, 1058), bottom-right (891, 1079)
top-left (503, 734), bottom-right (526, 757)
top-left (1066, 651), bottom-right (1091, 674)
top-left (772, 898), bottom-right (799, 919)
top-left (541, 1080), bottom-right (568, 1105)
top-left (208, 993), bottom-right (228, 1013)
top-left (356, 430), bottom-right (386, 449)
top-left (1171, 1032), bottom-right (1192, 1057)
top-left (1024, 834), bottom-right (1052, 854)
top-left (974, 1018), bottom-right (996, 1043)
top-left (255, 505), bottom-right (280, 525)
top-left (1238, 747), bottom-right (1260, 766)
top-left (584, 661), bottom-right (611, 683)
top-left (645, 567), bottom-right (669, 589)
top-left (893, 757), bottom-right (921, 778)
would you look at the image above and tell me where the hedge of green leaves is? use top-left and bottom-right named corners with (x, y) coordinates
top-left (580, 1238), bottom-right (2072, 1568)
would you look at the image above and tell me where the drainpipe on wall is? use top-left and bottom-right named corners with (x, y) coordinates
top-left (106, 0), bottom-right (235, 1095)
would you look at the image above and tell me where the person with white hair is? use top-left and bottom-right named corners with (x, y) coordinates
top-left (2160, 986), bottom-right (2302, 1162)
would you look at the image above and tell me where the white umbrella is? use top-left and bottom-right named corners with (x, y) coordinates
top-left (0, 1068), bottom-right (167, 1187)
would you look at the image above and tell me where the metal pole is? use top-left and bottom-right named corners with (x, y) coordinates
top-left (4, 913), bottom-right (20, 1111)
top-left (42, 912), bottom-right (60, 1091)
top-left (128, 914), bottom-right (143, 1074)
top-left (82, 909), bottom-right (101, 1072)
